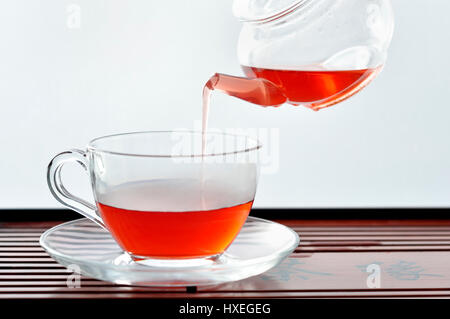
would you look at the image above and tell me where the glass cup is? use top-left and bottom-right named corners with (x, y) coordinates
top-left (47, 131), bottom-right (261, 266)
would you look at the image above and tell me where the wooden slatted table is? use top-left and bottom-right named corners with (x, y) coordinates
top-left (1, 218), bottom-right (450, 299)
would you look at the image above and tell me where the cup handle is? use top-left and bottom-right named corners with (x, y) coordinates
top-left (47, 149), bottom-right (105, 228)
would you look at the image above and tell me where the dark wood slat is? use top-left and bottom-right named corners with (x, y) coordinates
top-left (297, 236), bottom-right (450, 240)
top-left (0, 233), bottom-right (45, 237)
top-left (0, 247), bottom-right (45, 252)
top-left (0, 287), bottom-right (194, 293)
top-left (294, 246), bottom-right (450, 252)
top-left (0, 275), bottom-right (93, 280)
top-left (6, 229), bottom-right (450, 235)
top-left (0, 264), bottom-right (65, 268)
top-left (4, 226), bottom-right (450, 232)
top-left (0, 269), bottom-right (72, 273)
top-left (0, 251), bottom-right (50, 258)
top-left (0, 229), bottom-right (48, 233)
top-left (298, 241), bottom-right (450, 245)
top-left (289, 226), bottom-right (450, 230)
top-left (0, 238), bottom-right (44, 242)
top-left (0, 282), bottom-right (187, 292)
top-left (280, 220), bottom-right (450, 227)
top-left (0, 236), bottom-right (114, 245)
top-left (0, 286), bottom-right (448, 294)
top-left (0, 290), bottom-right (449, 299)
top-left (0, 258), bottom-right (54, 262)
top-left (0, 243), bottom-right (41, 247)
top-left (7, 237), bottom-right (450, 244)
top-left (293, 231), bottom-right (450, 236)
top-left (0, 281), bottom-right (116, 286)
top-left (16, 235), bottom-right (450, 240)
top-left (4, 231), bottom-right (450, 240)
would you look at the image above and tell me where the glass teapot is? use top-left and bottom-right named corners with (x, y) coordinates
top-left (207, 0), bottom-right (395, 111)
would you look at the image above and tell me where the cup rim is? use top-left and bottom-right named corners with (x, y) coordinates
top-left (86, 130), bottom-right (262, 158)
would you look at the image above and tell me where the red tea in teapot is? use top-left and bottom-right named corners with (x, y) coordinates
top-left (204, 66), bottom-right (381, 111)
top-left (241, 66), bottom-right (381, 110)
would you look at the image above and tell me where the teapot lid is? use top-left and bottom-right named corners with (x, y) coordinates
top-left (233, 0), bottom-right (309, 23)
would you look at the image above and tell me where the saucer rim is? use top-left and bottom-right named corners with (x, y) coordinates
top-left (40, 216), bottom-right (300, 272)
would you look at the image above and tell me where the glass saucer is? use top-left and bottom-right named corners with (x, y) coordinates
top-left (40, 217), bottom-right (299, 287)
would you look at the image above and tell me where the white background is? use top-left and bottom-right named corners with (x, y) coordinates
top-left (0, 0), bottom-right (449, 209)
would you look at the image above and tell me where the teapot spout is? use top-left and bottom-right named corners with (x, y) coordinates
top-left (205, 73), bottom-right (287, 107)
